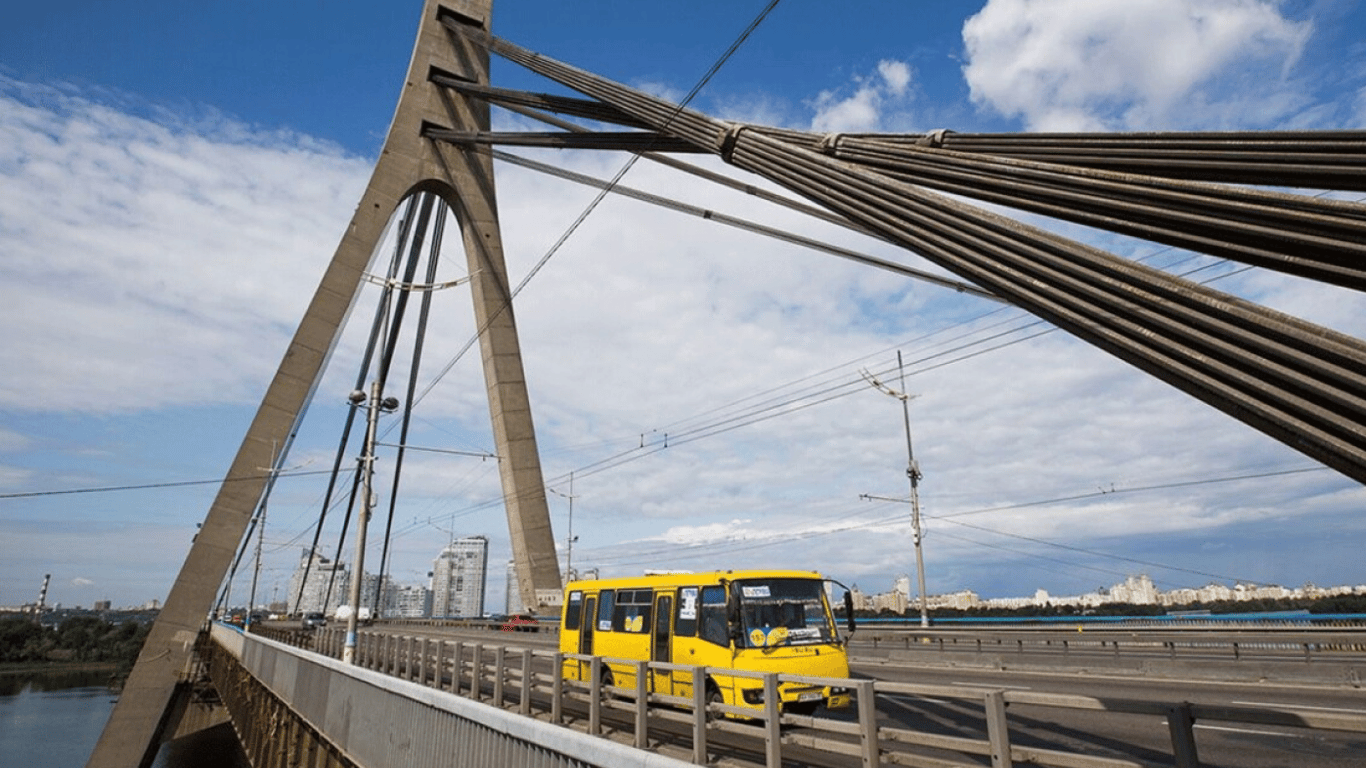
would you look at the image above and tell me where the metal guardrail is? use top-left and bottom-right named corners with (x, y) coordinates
top-left (856, 628), bottom-right (1366, 662)
top-left (247, 624), bottom-right (1366, 768)
top-left (212, 624), bottom-right (695, 768)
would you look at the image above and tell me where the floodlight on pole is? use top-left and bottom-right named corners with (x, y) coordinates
top-left (342, 380), bottom-right (399, 664)
top-left (860, 351), bottom-right (930, 627)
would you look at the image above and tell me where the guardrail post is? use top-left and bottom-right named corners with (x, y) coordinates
top-left (450, 641), bottom-right (463, 694)
top-left (1167, 702), bottom-right (1199, 768)
top-left (589, 659), bottom-right (602, 735)
top-left (984, 690), bottom-right (1012, 768)
top-left (691, 666), bottom-right (708, 765)
top-left (418, 637), bottom-right (429, 683)
top-left (434, 639), bottom-right (446, 690)
top-left (520, 648), bottom-right (533, 716)
top-left (763, 673), bottom-right (781, 768)
top-left (855, 679), bottom-right (878, 768)
top-left (493, 645), bottom-right (506, 706)
top-left (634, 660), bottom-right (649, 749)
top-left (471, 643), bottom-right (484, 700)
top-left (551, 652), bottom-right (564, 724)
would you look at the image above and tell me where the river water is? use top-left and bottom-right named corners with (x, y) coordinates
top-left (0, 669), bottom-right (249, 768)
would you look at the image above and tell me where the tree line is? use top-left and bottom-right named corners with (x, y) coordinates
top-left (0, 615), bottom-right (151, 667)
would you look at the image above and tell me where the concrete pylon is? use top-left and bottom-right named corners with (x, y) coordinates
top-left (87, 2), bottom-right (560, 765)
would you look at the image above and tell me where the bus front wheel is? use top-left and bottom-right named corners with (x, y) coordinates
top-left (704, 683), bottom-right (723, 721)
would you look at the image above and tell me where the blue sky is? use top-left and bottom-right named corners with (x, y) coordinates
top-left (2, 0), bottom-right (1365, 612)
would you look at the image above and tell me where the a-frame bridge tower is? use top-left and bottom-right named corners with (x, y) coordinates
top-left (92, 0), bottom-right (1366, 764)
top-left (89, 2), bottom-right (561, 764)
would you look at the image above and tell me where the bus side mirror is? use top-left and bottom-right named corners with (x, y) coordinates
top-left (843, 591), bottom-right (856, 634)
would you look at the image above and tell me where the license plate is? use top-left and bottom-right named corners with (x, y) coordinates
top-left (798, 692), bottom-right (823, 702)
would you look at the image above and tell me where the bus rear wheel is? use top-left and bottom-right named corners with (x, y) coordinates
top-left (600, 667), bottom-right (616, 701)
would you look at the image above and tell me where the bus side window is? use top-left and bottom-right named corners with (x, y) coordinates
top-left (698, 586), bottom-right (728, 646)
top-left (612, 589), bottom-right (652, 633)
top-left (596, 590), bottom-right (615, 632)
top-left (563, 590), bottom-right (583, 631)
top-left (675, 587), bottom-right (698, 637)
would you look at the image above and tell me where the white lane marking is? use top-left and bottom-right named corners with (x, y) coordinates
top-left (1190, 723), bottom-right (1303, 737)
top-left (1232, 700), bottom-right (1366, 715)
top-left (950, 682), bottom-right (1033, 690)
top-left (885, 694), bottom-right (949, 704)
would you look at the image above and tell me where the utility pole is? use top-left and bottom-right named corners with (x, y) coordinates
top-left (862, 351), bottom-right (930, 627)
top-left (549, 472), bottom-right (578, 582)
top-left (247, 443), bottom-right (277, 627)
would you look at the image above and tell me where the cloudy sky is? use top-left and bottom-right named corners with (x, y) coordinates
top-left (2, 0), bottom-right (1364, 612)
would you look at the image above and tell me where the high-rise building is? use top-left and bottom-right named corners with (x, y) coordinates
top-left (358, 572), bottom-right (392, 617)
top-left (391, 584), bottom-right (432, 618)
top-left (288, 548), bottom-right (349, 616)
top-left (431, 536), bottom-right (488, 618)
top-left (505, 559), bottom-right (520, 615)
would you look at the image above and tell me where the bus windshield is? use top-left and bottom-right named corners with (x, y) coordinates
top-left (735, 578), bottom-right (835, 648)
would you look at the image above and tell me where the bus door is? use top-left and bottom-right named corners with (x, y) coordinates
top-left (651, 593), bottom-right (673, 695)
top-left (578, 595), bottom-right (597, 679)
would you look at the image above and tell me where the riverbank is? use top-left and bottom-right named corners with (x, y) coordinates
top-left (0, 661), bottom-right (122, 676)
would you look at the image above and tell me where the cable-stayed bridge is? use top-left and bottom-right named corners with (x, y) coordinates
top-left (87, 1), bottom-right (1366, 766)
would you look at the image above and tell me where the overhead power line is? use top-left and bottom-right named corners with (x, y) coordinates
top-left (0, 468), bottom-right (335, 500)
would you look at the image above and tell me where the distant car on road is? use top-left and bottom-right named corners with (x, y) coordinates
top-left (302, 612), bottom-right (326, 629)
top-left (501, 613), bottom-right (538, 632)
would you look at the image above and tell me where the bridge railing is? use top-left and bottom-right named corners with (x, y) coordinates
top-left (248, 624), bottom-right (1366, 768)
top-left (856, 627), bottom-right (1366, 661)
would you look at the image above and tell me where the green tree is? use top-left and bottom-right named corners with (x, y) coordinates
top-left (0, 617), bottom-right (54, 663)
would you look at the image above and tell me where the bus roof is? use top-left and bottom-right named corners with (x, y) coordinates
top-left (563, 569), bottom-right (826, 592)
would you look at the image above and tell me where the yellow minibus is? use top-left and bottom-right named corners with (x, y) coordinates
top-left (559, 569), bottom-right (853, 715)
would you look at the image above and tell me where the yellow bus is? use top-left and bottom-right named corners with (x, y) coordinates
top-left (559, 569), bottom-right (853, 715)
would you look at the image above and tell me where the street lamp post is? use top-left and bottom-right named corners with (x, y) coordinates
top-left (342, 381), bottom-right (398, 664)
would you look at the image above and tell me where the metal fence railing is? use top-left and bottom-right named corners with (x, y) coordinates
top-left (245, 623), bottom-right (1366, 768)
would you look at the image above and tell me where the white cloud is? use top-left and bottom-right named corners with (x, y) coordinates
top-left (961, 0), bottom-right (1313, 130)
top-left (0, 76), bottom-right (369, 414)
top-left (0, 428), bottom-right (31, 452)
top-left (809, 59), bottom-right (916, 132)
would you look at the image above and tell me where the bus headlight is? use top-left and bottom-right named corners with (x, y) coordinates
top-left (741, 688), bottom-right (765, 705)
